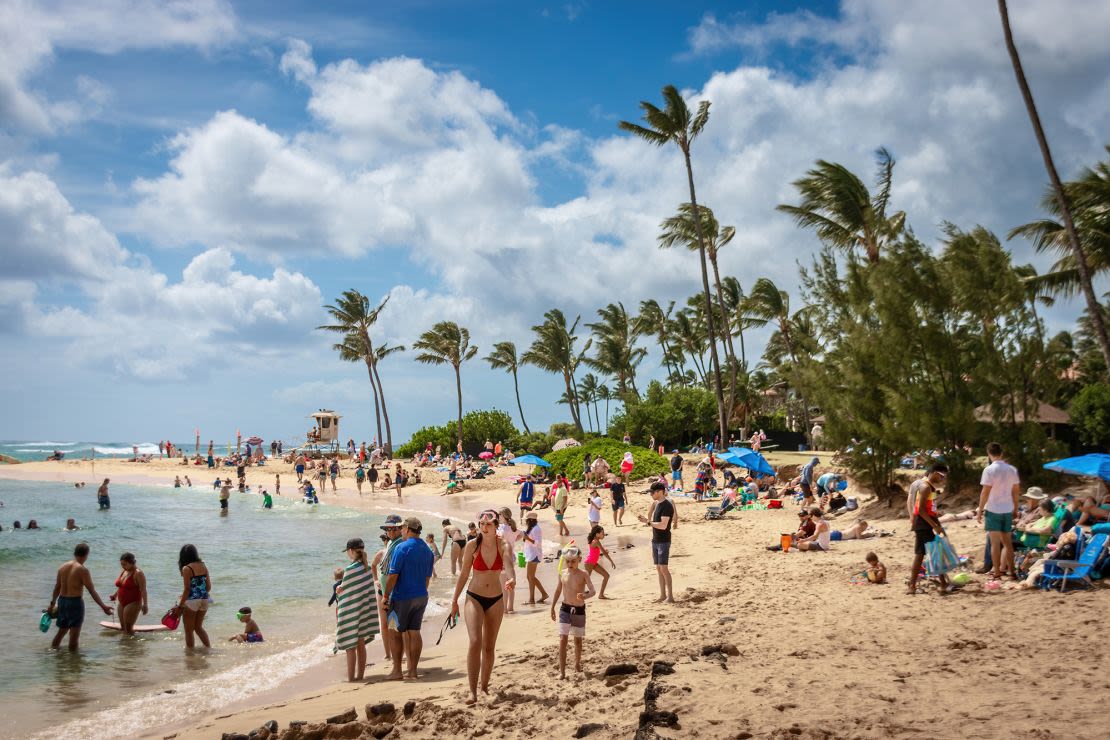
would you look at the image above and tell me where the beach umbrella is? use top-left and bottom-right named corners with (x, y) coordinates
top-left (511, 454), bottom-right (551, 468)
top-left (726, 447), bottom-right (775, 476)
top-left (1044, 453), bottom-right (1110, 481)
top-left (478, 451), bottom-right (494, 460)
top-left (552, 438), bottom-right (581, 451)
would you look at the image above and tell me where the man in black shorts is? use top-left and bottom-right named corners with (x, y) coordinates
top-left (638, 481), bottom-right (674, 603)
top-left (908, 463), bottom-right (949, 595)
top-left (47, 542), bottom-right (114, 651)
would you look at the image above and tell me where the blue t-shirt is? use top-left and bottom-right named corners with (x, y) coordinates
top-left (519, 480), bottom-right (535, 503)
top-left (388, 538), bottom-right (434, 601)
top-left (817, 473), bottom-right (837, 490)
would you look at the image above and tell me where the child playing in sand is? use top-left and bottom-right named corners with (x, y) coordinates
top-left (851, 552), bottom-right (887, 584)
top-left (550, 546), bottom-right (596, 679)
top-left (229, 607), bottom-right (263, 643)
top-left (426, 533), bottom-right (441, 579)
top-left (865, 553), bottom-right (887, 583)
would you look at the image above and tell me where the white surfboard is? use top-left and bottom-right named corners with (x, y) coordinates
top-left (99, 621), bottom-right (169, 632)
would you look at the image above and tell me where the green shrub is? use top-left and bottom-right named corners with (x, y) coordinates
top-left (543, 438), bottom-right (669, 482)
top-left (396, 409), bottom-right (519, 457)
top-left (605, 381), bottom-right (718, 448)
top-left (1070, 383), bottom-right (1110, 449)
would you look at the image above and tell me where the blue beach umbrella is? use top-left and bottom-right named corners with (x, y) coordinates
top-left (1044, 453), bottom-right (1110, 481)
top-left (510, 454), bottom-right (551, 468)
top-left (726, 447), bottom-right (775, 476)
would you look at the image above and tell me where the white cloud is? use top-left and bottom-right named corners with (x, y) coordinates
top-left (0, 0), bottom-right (237, 133)
top-left (0, 166), bottom-right (321, 379)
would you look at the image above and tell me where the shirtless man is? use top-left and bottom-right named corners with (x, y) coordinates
top-left (97, 479), bottom-right (111, 510)
top-left (47, 543), bottom-right (113, 651)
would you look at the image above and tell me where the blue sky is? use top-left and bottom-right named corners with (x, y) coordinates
top-left (2, 0), bottom-right (1109, 446)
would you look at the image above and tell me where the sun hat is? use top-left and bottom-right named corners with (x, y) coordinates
top-left (380, 514), bottom-right (403, 529)
top-left (1022, 487), bottom-right (1046, 501)
top-left (343, 537), bottom-right (365, 551)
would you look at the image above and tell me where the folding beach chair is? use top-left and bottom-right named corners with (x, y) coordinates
top-left (1040, 529), bottom-right (1108, 592)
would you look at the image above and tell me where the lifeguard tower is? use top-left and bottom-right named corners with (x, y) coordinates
top-left (306, 410), bottom-right (342, 453)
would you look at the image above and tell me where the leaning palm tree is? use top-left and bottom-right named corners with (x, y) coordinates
top-left (585, 302), bottom-right (645, 400)
top-left (578, 373), bottom-right (602, 432)
top-left (659, 202), bottom-right (741, 414)
top-left (633, 299), bottom-right (679, 382)
top-left (720, 276), bottom-right (751, 368)
top-left (620, 84), bottom-right (727, 443)
top-left (412, 321), bottom-right (478, 446)
top-left (485, 341), bottom-right (531, 434)
top-left (776, 148), bottom-right (906, 265)
top-left (318, 290), bottom-right (394, 453)
top-left (522, 309), bottom-right (590, 433)
top-left (997, 0), bottom-right (1110, 372)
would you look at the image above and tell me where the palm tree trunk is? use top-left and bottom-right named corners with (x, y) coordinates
top-left (511, 368), bottom-right (531, 434)
top-left (371, 359), bottom-right (393, 456)
top-left (710, 252), bottom-right (740, 426)
top-left (683, 148), bottom-right (728, 443)
top-left (454, 364), bottom-right (463, 446)
top-left (604, 396), bottom-right (610, 432)
top-left (998, 0), bottom-right (1110, 374)
top-left (570, 374), bottom-right (585, 433)
top-left (361, 334), bottom-right (383, 448)
top-left (563, 371), bottom-right (583, 432)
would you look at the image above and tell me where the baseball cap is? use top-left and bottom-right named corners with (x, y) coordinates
top-left (380, 514), bottom-right (403, 529)
top-left (343, 538), bottom-right (364, 551)
top-left (403, 516), bottom-right (422, 533)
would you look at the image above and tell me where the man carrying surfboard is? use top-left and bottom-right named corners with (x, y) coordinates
top-left (47, 543), bottom-right (113, 651)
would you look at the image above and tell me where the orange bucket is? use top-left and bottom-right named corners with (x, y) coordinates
top-left (780, 534), bottom-right (792, 552)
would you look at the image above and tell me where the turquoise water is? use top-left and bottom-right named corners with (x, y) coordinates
top-left (0, 479), bottom-right (393, 738)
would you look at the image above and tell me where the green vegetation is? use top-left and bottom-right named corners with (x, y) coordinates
top-left (395, 410), bottom-right (518, 458)
top-left (543, 438), bottom-right (668, 482)
top-left (1069, 383), bottom-right (1110, 448)
top-left (606, 381), bottom-right (717, 448)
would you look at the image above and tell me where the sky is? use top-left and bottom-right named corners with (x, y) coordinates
top-left (2, 0), bottom-right (1109, 446)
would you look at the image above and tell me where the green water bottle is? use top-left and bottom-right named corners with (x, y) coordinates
top-left (516, 550), bottom-right (526, 568)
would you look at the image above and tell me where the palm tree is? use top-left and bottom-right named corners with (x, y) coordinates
top-left (578, 373), bottom-right (602, 432)
top-left (633, 299), bottom-right (679, 382)
top-left (672, 308), bottom-right (708, 388)
top-left (776, 148), bottom-right (906, 265)
top-left (522, 309), bottom-right (590, 433)
top-left (720, 276), bottom-right (750, 368)
top-left (745, 278), bottom-right (816, 439)
top-left (620, 84), bottom-right (727, 443)
top-left (997, 0), bottom-right (1110, 372)
top-left (585, 302), bottom-right (645, 400)
top-left (1013, 263), bottom-right (1055, 347)
top-left (659, 202), bottom-right (741, 415)
top-left (597, 384), bottom-right (612, 433)
top-left (318, 290), bottom-right (394, 453)
top-left (412, 322), bottom-right (478, 446)
top-left (484, 341), bottom-right (531, 434)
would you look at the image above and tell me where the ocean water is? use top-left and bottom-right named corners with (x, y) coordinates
top-left (0, 479), bottom-right (399, 738)
top-left (0, 440), bottom-right (165, 462)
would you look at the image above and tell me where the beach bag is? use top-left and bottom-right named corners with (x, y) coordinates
top-left (161, 609), bottom-right (181, 631)
top-left (924, 535), bottom-right (960, 577)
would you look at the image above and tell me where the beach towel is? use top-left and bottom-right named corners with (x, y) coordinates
top-left (924, 535), bottom-right (960, 577)
top-left (335, 561), bottom-right (379, 652)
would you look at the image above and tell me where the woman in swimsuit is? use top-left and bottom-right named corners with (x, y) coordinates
top-left (497, 508), bottom-right (519, 614)
top-left (112, 552), bottom-right (148, 634)
top-left (172, 544), bottom-right (211, 648)
top-left (449, 509), bottom-right (517, 705)
top-left (441, 519), bottom-right (466, 577)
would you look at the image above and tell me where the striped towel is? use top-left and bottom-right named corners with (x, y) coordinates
top-left (335, 561), bottom-right (379, 652)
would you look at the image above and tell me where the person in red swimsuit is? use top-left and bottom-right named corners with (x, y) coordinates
top-left (111, 552), bottom-right (148, 634)
top-left (449, 509), bottom-right (517, 705)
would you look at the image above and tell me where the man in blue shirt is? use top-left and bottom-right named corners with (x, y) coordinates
top-left (383, 517), bottom-right (434, 680)
top-left (517, 475), bottom-right (535, 517)
top-left (800, 456), bottom-right (820, 506)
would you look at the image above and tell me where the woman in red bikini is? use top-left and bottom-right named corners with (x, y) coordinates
top-left (449, 509), bottom-right (517, 705)
top-left (111, 552), bottom-right (148, 634)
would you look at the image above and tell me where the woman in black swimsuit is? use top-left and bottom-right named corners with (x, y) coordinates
top-left (441, 519), bottom-right (466, 577)
top-left (449, 509), bottom-right (516, 705)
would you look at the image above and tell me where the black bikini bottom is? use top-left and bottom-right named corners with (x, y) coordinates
top-left (466, 590), bottom-right (503, 612)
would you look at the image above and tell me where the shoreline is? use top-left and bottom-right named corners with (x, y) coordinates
top-left (7, 458), bottom-right (1109, 739)
top-left (1, 458), bottom-right (658, 740)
